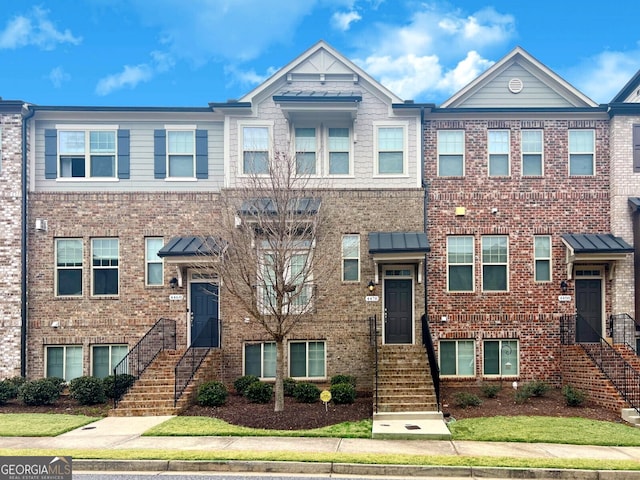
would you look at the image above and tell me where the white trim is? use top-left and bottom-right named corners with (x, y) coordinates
top-left (437, 129), bottom-right (465, 177)
top-left (521, 129), bottom-right (544, 177)
top-left (55, 124), bottom-right (119, 130)
top-left (382, 265), bottom-right (415, 345)
top-left (373, 121), bottom-right (409, 176)
top-left (164, 124), bottom-right (197, 130)
top-left (186, 269), bottom-right (220, 347)
top-left (488, 129), bottom-right (511, 177)
top-left (568, 129), bottom-right (595, 177)
top-left (237, 121), bottom-right (274, 176)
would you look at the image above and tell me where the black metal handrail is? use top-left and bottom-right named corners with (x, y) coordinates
top-left (609, 313), bottom-right (640, 353)
top-left (561, 314), bottom-right (640, 415)
top-left (369, 315), bottom-right (378, 413)
top-left (112, 318), bottom-right (176, 408)
top-left (173, 318), bottom-right (221, 406)
top-left (421, 314), bottom-right (441, 411)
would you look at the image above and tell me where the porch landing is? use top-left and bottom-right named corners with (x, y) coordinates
top-left (372, 411), bottom-right (451, 440)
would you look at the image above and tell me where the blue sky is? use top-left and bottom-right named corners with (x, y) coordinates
top-left (1, 1), bottom-right (639, 107)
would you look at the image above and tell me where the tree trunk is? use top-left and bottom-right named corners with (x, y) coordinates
top-left (274, 339), bottom-right (285, 411)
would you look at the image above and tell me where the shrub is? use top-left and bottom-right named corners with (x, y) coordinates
top-left (69, 376), bottom-right (106, 405)
top-left (452, 391), bottom-right (482, 408)
top-left (18, 378), bottom-right (61, 406)
top-left (522, 380), bottom-right (551, 397)
top-left (330, 374), bottom-right (356, 387)
top-left (197, 381), bottom-right (228, 407)
top-left (0, 377), bottom-right (25, 404)
top-left (43, 377), bottom-right (66, 394)
top-left (330, 382), bottom-right (356, 404)
top-left (234, 375), bottom-right (260, 396)
top-left (480, 383), bottom-right (501, 399)
top-left (514, 388), bottom-right (532, 404)
top-left (563, 384), bottom-right (587, 407)
top-left (103, 374), bottom-right (137, 400)
top-left (283, 377), bottom-right (297, 397)
top-left (245, 381), bottom-right (273, 404)
top-left (293, 382), bottom-right (320, 403)
top-left (5, 377), bottom-right (26, 396)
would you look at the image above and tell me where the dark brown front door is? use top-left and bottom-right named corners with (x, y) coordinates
top-left (190, 283), bottom-right (219, 347)
top-left (384, 279), bottom-right (412, 344)
top-left (575, 278), bottom-right (602, 343)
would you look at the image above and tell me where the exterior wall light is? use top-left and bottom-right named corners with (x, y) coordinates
top-left (169, 277), bottom-right (178, 289)
top-left (367, 280), bottom-right (375, 293)
top-left (560, 280), bottom-right (568, 293)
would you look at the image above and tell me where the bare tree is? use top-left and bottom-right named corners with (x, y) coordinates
top-left (205, 150), bottom-right (335, 412)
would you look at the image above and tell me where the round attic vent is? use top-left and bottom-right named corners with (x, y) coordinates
top-left (508, 78), bottom-right (523, 94)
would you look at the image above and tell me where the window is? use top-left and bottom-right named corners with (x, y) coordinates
top-left (328, 128), bottom-right (350, 174)
top-left (482, 236), bottom-right (508, 291)
top-left (261, 244), bottom-right (312, 314)
top-left (376, 125), bottom-right (405, 174)
top-left (438, 130), bottom-right (464, 176)
top-left (488, 130), bottom-right (510, 176)
top-left (244, 342), bottom-right (276, 378)
top-left (534, 236), bottom-right (551, 282)
top-left (242, 126), bottom-right (270, 174)
top-left (633, 124), bottom-right (640, 173)
top-left (167, 130), bottom-right (194, 177)
top-left (92, 238), bottom-right (119, 296)
top-left (447, 236), bottom-right (474, 292)
top-left (342, 235), bottom-right (360, 282)
top-left (0, 127), bottom-right (2, 173)
top-left (289, 341), bottom-right (325, 378)
top-left (46, 345), bottom-right (82, 381)
top-left (483, 340), bottom-right (518, 376)
top-left (295, 127), bottom-right (317, 174)
top-left (569, 130), bottom-right (594, 176)
top-left (92, 344), bottom-right (128, 378)
top-left (145, 237), bottom-right (164, 286)
top-left (59, 129), bottom-right (116, 178)
top-left (522, 130), bottom-right (543, 176)
top-left (440, 340), bottom-right (475, 376)
top-left (55, 239), bottom-right (83, 296)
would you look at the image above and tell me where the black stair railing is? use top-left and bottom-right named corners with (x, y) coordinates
top-left (421, 314), bottom-right (441, 411)
top-left (112, 318), bottom-right (176, 408)
top-left (369, 315), bottom-right (378, 413)
top-left (561, 314), bottom-right (640, 415)
top-left (609, 313), bottom-right (640, 353)
top-left (174, 318), bottom-right (221, 406)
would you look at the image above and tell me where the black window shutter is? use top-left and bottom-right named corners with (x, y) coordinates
top-left (634, 124), bottom-right (640, 173)
top-left (195, 129), bottom-right (208, 179)
top-left (154, 129), bottom-right (166, 179)
top-left (117, 130), bottom-right (130, 179)
top-left (44, 129), bottom-right (57, 179)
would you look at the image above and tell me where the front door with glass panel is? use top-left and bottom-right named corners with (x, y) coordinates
top-left (190, 282), bottom-right (219, 347)
top-left (384, 271), bottom-right (413, 344)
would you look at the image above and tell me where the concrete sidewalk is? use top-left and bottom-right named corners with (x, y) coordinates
top-left (2, 415), bottom-right (640, 478)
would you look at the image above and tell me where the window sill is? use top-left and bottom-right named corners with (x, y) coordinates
top-left (56, 178), bottom-right (120, 182)
top-left (164, 177), bottom-right (198, 182)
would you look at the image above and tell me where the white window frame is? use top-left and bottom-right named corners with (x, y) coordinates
top-left (439, 339), bottom-right (475, 377)
top-left (373, 122), bottom-right (408, 176)
top-left (488, 130), bottom-right (510, 177)
top-left (569, 129), bottom-right (595, 176)
top-left (0, 126), bottom-right (3, 174)
top-left (326, 126), bottom-right (352, 176)
top-left (341, 234), bottom-right (360, 282)
top-left (56, 125), bottom-right (119, 180)
top-left (243, 342), bottom-right (276, 379)
top-left (481, 235), bottom-right (509, 292)
top-left (45, 345), bottom-right (83, 381)
top-left (145, 237), bottom-right (164, 286)
top-left (294, 126), bottom-right (318, 175)
top-left (55, 238), bottom-right (83, 297)
top-left (288, 340), bottom-right (326, 379)
top-left (239, 122), bottom-right (272, 176)
top-left (521, 129), bottom-right (543, 176)
top-left (534, 235), bottom-right (552, 282)
top-left (437, 130), bottom-right (465, 177)
top-left (91, 238), bottom-right (119, 297)
top-left (165, 126), bottom-right (196, 179)
top-left (91, 344), bottom-right (128, 378)
top-left (483, 339), bottom-right (519, 377)
top-left (260, 249), bottom-right (313, 315)
top-left (447, 236), bottom-right (474, 292)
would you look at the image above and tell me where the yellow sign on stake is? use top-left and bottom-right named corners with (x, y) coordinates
top-left (320, 390), bottom-right (331, 411)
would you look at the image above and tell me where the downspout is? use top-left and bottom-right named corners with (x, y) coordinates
top-left (20, 105), bottom-right (35, 377)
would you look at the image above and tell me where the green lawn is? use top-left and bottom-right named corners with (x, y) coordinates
top-left (0, 414), bottom-right (99, 436)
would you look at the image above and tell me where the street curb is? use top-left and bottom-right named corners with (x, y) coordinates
top-left (72, 459), bottom-right (640, 479)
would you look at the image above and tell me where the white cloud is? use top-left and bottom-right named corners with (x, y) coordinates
top-left (224, 65), bottom-right (279, 92)
top-left (0, 6), bottom-right (81, 50)
top-left (332, 10), bottom-right (362, 31)
top-left (571, 49), bottom-right (640, 103)
top-left (96, 64), bottom-right (154, 96)
top-left (47, 66), bottom-right (71, 88)
top-left (438, 51), bottom-right (494, 93)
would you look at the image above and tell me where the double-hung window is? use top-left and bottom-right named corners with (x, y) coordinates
top-left (482, 236), bottom-right (508, 291)
top-left (244, 342), bottom-right (276, 378)
top-left (92, 238), bottom-right (119, 296)
top-left (92, 344), bottom-right (128, 378)
top-left (145, 237), bottom-right (164, 286)
top-left (167, 130), bottom-right (195, 177)
top-left (534, 236), bottom-right (551, 282)
top-left (342, 234), bottom-right (360, 282)
top-left (290, 341), bottom-right (325, 378)
top-left (522, 130), bottom-right (543, 176)
top-left (569, 130), bottom-right (595, 176)
top-left (295, 127), bottom-right (317, 175)
top-left (328, 127), bottom-right (350, 174)
top-left (440, 340), bottom-right (475, 376)
top-left (438, 130), bottom-right (464, 176)
top-left (488, 130), bottom-right (510, 176)
top-left (376, 125), bottom-right (405, 174)
top-left (261, 247), bottom-right (312, 314)
top-left (242, 126), bottom-right (270, 174)
top-left (55, 239), bottom-right (83, 296)
top-left (483, 340), bottom-right (518, 376)
top-left (447, 236), bottom-right (474, 292)
top-left (46, 345), bottom-right (82, 381)
top-left (59, 129), bottom-right (117, 178)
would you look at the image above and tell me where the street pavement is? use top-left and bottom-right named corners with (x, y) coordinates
top-left (1, 416), bottom-right (640, 478)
